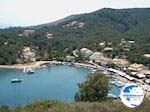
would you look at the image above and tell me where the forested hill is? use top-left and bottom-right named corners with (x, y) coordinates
top-left (0, 8), bottom-right (150, 66)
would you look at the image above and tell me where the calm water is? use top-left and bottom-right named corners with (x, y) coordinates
top-left (0, 65), bottom-right (120, 106)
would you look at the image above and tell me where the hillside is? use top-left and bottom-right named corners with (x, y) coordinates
top-left (0, 8), bottom-right (150, 66)
top-left (0, 99), bottom-right (150, 112)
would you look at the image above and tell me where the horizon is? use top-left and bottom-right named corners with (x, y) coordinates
top-left (0, 0), bottom-right (150, 27)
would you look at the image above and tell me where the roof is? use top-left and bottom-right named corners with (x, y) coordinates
top-left (89, 52), bottom-right (103, 61)
top-left (129, 63), bottom-right (144, 69)
top-left (140, 70), bottom-right (150, 75)
top-left (113, 58), bottom-right (129, 66)
top-left (103, 47), bottom-right (113, 51)
top-left (144, 54), bottom-right (150, 58)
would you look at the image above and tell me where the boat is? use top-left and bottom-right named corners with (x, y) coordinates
top-left (26, 68), bottom-right (35, 74)
top-left (107, 94), bottom-right (118, 99)
top-left (23, 67), bottom-right (35, 74)
top-left (11, 77), bottom-right (23, 83)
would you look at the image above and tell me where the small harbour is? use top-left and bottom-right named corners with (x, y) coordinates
top-left (0, 65), bottom-right (120, 106)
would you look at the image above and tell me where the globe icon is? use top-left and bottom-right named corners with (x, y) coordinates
top-left (120, 84), bottom-right (144, 108)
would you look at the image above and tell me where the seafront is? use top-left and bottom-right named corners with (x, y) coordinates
top-left (0, 60), bottom-right (150, 98)
top-left (0, 61), bottom-right (100, 70)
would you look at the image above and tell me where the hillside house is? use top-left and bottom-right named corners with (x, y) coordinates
top-left (80, 48), bottom-right (93, 57)
top-left (89, 52), bottom-right (103, 62)
top-left (113, 58), bottom-right (129, 68)
top-left (47, 33), bottom-right (53, 39)
top-left (128, 63), bottom-right (148, 72)
top-left (23, 30), bottom-right (35, 36)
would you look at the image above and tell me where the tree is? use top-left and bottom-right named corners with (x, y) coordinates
top-left (75, 72), bottom-right (109, 102)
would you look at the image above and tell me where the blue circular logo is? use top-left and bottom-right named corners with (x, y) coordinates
top-left (120, 83), bottom-right (144, 108)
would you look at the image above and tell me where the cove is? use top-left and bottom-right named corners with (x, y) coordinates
top-left (0, 65), bottom-right (120, 106)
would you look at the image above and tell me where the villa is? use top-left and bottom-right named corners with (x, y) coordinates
top-left (89, 52), bottom-right (103, 61)
top-left (23, 30), bottom-right (35, 36)
top-left (128, 63), bottom-right (148, 72)
top-left (80, 48), bottom-right (93, 57)
top-left (113, 58), bottom-right (129, 68)
top-left (103, 47), bottom-right (113, 51)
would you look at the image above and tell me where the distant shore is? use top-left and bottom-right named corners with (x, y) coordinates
top-left (0, 61), bottom-right (100, 70)
top-left (0, 61), bottom-right (49, 70)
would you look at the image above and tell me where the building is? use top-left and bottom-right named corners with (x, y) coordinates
top-left (140, 70), bottom-right (150, 78)
top-left (136, 73), bottom-right (146, 79)
top-left (128, 40), bottom-right (135, 44)
top-left (103, 47), bottom-right (113, 51)
top-left (23, 30), bottom-right (35, 36)
top-left (128, 63), bottom-right (148, 72)
top-left (89, 52), bottom-right (103, 61)
top-left (66, 55), bottom-right (75, 62)
top-left (144, 54), bottom-right (150, 58)
top-left (72, 49), bottom-right (78, 57)
top-left (99, 42), bottom-right (105, 47)
top-left (98, 56), bottom-right (113, 66)
top-left (23, 47), bottom-right (36, 62)
top-left (80, 48), bottom-right (93, 57)
top-left (47, 33), bottom-right (53, 39)
top-left (113, 58), bottom-right (129, 68)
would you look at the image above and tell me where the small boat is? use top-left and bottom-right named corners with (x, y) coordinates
top-left (107, 94), bottom-right (118, 99)
top-left (23, 67), bottom-right (35, 74)
top-left (11, 77), bottom-right (23, 83)
top-left (26, 68), bottom-right (35, 74)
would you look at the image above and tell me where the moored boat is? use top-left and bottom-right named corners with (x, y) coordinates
top-left (23, 67), bottom-right (35, 74)
top-left (11, 77), bottom-right (23, 83)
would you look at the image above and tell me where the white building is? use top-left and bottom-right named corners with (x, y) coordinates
top-left (80, 48), bottom-right (93, 57)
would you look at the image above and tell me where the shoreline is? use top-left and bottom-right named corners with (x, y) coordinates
top-left (0, 61), bottom-right (101, 70)
top-left (0, 61), bottom-right (149, 98)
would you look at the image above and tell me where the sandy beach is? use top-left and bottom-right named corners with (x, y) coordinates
top-left (0, 61), bottom-right (47, 69)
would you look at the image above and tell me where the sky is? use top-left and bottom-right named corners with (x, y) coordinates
top-left (0, 0), bottom-right (150, 26)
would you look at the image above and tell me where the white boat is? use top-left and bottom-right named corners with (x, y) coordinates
top-left (11, 77), bottom-right (23, 83)
top-left (23, 67), bottom-right (35, 74)
top-left (26, 68), bottom-right (35, 74)
top-left (107, 94), bottom-right (118, 99)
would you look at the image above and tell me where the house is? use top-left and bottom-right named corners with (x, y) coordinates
top-left (136, 73), bottom-right (145, 79)
top-left (18, 34), bottom-right (23, 36)
top-left (23, 47), bottom-right (36, 62)
top-left (72, 49), bottom-right (78, 57)
top-left (89, 52), bottom-right (103, 61)
top-left (80, 48), bottom-right (93, 57)
top-left (103, 47), bottom-right (113, 51)
top-left (128, 63), bottom-right (148, 72)
top-left (98, 56), bottom-right (113, 66)
top-left (144, 54), bottom-right (150, 58)
top-left (47, 33), bottom-right (53, 39)
top-left (140, 70), bottom-right (150, 78)
top-left (66, 55), bottom-right (75, 62)
top-left (23, 30), bottom-right (35, 36)
top-left (99, 42), bottom-right (105, 47)
top-left (63, 21), bottom-right (84, 28)
top-left (145, 79), bottom-right (150, 84)
top-left (128, 40), bottom-right (135, 44)
top-left (121, 38), bottom-right (126, 44)
top-left (113, 58), bottom-right (129, 68)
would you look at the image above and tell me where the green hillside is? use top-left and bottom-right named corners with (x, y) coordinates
top-left (0, 8), bottom-right (150, 66)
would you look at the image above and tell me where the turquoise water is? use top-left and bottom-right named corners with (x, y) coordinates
top-left (0, 65), bottom-right (120, 106)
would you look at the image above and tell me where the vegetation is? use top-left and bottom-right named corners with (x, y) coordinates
top-left (0, 8), bottom-right (150, 67)
top-left (0, 99), bottom-right (150, 112)
top-left (75, 72), bottom-right (109, 102)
